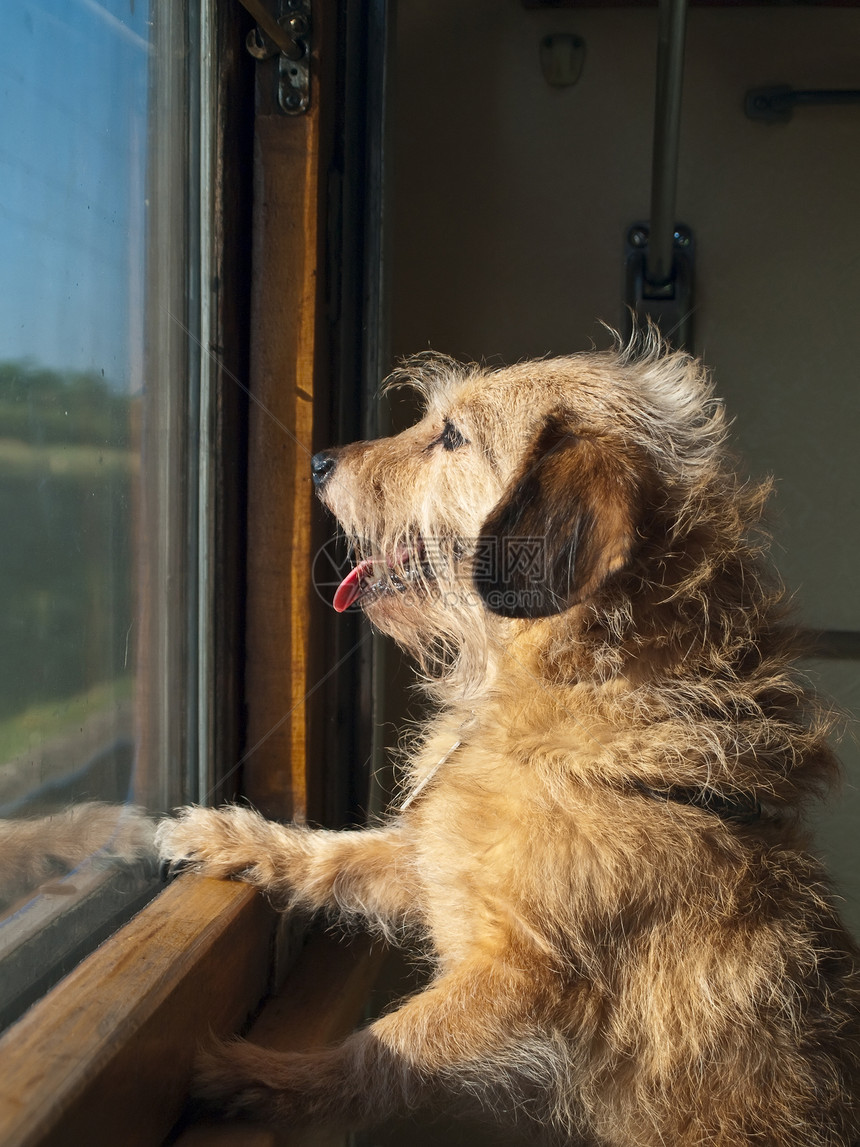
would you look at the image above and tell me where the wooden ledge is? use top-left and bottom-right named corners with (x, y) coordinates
top-left (0, 875), bottom-right (276, 1147)
top-left (173, 927), bottom-right (387, 1147)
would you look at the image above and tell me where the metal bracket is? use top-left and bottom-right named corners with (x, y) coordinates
top-left (243, 0), bottom-right (311, 116)
top-left (276, 0), bottom-right (311, 115)
top-left (624, 222), bottom-right (695, 349)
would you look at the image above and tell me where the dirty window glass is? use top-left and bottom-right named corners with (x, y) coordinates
top-left (0, 0), bottom-right (205, 1030)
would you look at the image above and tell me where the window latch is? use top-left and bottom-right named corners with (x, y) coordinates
top-left (240, 0), bottom-right (311, 116)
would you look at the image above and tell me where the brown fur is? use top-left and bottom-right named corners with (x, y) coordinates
top-left (157, 334), bottom-right (860, 1144)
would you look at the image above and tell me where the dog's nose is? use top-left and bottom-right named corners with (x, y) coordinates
top-left (311, 451), bottom-right (337, 488)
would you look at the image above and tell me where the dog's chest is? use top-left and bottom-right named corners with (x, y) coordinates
top-left (403, 715), bottom-right (607, 962)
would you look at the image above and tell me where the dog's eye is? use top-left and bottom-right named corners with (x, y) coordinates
top-left (439, 419), bottom-right (468, 451)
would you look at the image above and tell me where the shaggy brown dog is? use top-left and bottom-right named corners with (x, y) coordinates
top-left (157, 336), bottom-right (860, 1145)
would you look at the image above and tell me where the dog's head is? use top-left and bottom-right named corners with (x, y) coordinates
top-left (313, 337), bottom-right (726, 666)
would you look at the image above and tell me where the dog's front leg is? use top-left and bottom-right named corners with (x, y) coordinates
top-left (194, 957), bottom-right (557, 1130)
top-left (155, 806), bottom-right (419, 933)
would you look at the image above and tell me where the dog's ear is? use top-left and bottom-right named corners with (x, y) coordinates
top-left (474, 417), bottom-right (643, 618)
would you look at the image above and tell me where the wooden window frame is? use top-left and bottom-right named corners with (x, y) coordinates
top-left (0, 1), bottom-right (387, 1142)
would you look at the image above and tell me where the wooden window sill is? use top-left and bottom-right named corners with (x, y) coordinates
top-left (0, 871), bottom-right (385, 1147)
top-left (0, 858), bottom-right (159, 1034)
top-left (0, 875), bottom-right (276, 1147)
top-left (173, 925), bottom-right (386, 1147)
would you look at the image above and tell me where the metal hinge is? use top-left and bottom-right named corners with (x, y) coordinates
top-left (240, 0), bottom-right (311, 116)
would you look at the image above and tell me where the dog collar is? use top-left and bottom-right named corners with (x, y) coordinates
top-left (633, 780), bottom-right (762, 824)
top-left (398, 738), bottom-right (463, 812)
top-left (398, 713), bottom-right (477, 812)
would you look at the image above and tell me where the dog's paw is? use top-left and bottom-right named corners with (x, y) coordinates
top-left (101, 804), bottom-right (158, 862)
top-left (154, 805), bottom-right (268, 881)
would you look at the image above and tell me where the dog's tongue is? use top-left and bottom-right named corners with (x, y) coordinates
top-left (332, 545), bottom-right (413, 613)
top-left (333, 558), bottom-right (374, 613)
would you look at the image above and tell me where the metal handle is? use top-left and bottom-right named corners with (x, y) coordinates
top-left (646, 0), bottom-right (689, 286)
top-left (745, 85), bottom-right (860, 124)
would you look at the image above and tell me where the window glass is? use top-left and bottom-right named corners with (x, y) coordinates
top-left (0, 0), bottom-right (204, 1030)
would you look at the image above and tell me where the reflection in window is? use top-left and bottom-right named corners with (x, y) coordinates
top-left (0, 362), bottom-right (136, 816)
top-left (0, 0), bottom-right (205, 1029)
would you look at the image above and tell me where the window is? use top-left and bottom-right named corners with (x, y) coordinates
top-left (0, 2), bottom-right (371, 1140)
top-left (0, 0), bottom-right (229, 1031)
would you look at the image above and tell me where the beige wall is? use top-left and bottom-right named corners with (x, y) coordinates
top-left (387, 0), bottom-right (860, 924)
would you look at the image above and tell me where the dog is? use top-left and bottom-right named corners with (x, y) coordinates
top-left (157, 334), bottom-right (860, 1145)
